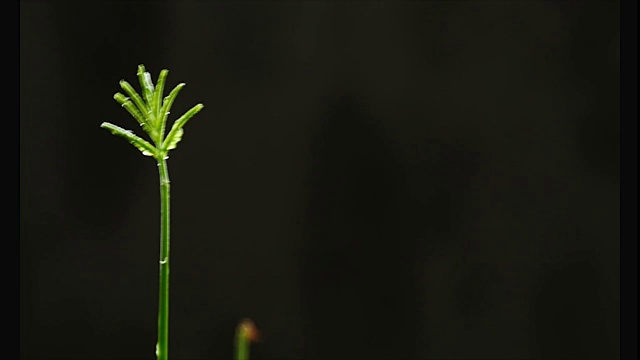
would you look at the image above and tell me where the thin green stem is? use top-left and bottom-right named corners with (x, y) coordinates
top-left (157, 157), bottom-right (170, 360)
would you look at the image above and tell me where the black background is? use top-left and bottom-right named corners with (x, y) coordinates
top-left (20, 1), bottom-right (623, 359)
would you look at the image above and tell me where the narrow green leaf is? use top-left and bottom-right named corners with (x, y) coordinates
top-left (119, 80), bottom-right (148, 116)
top-left (164, 128), bottom-right (183, 151)
top-left (113, 93), bottom-right (150, 130)
top-left (153, 70), bottom-right (169, 124)
top-left (162, 104), bottom-right (204, 151)
top-left (159, 83), bottom-right (186, 143)
top-left (113, 93), bottom-right (158, 142)
top-left (137, 64), bottom-right (155, 114)
top-left (100, 122), bottom-right (157, 157)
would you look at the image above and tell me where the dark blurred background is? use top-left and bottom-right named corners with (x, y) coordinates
top-left (20, 1), bottom-right (621, 359)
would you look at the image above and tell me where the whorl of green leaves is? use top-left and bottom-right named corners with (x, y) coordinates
top-left (101, 64), bottom-right (204, 160)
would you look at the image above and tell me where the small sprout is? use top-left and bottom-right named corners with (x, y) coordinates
top-left (235, 318), bottom-right (260, 360)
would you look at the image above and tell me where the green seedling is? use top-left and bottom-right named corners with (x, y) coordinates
top-left (102, 65), bottom-right (257, 360)
top-left (101, 65), bottom-right (203, 360)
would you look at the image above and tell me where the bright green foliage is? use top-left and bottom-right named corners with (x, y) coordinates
top-left (101, 64), bottom-right (204, 160)
top-left (101, 122), bottom-right (156, 156)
